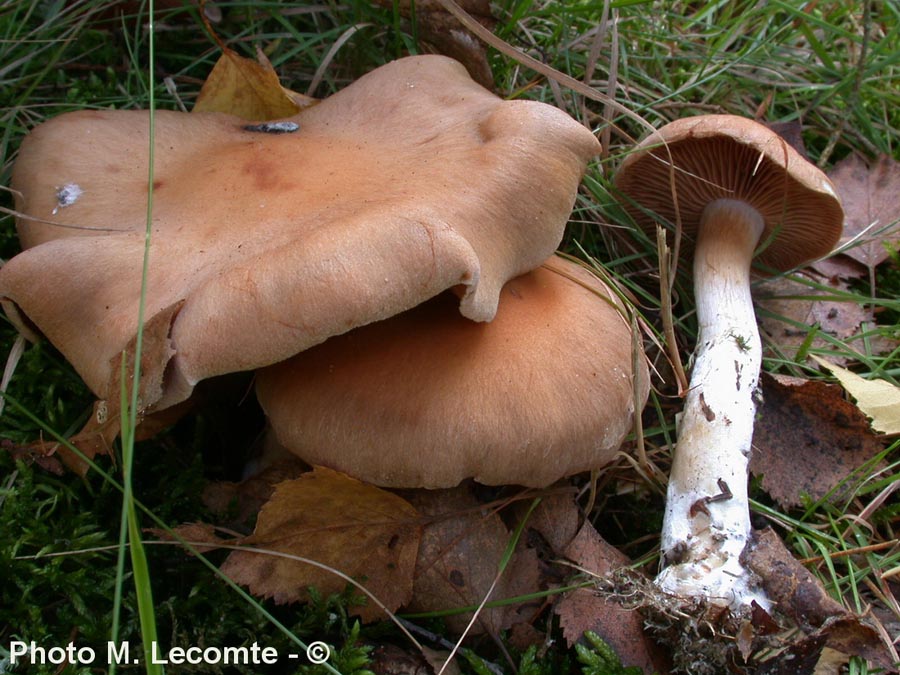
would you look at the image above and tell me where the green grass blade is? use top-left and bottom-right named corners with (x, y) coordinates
top-left (110, 2), bottom-right (164, 673)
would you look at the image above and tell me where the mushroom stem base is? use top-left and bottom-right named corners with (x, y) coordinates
top-left (656, 199), bottom-right (769, 613)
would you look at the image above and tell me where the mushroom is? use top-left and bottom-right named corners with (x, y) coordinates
top-left (614, 115), bottom-right (843, 611)
top-left (255, 255), bottom-right (649, 489)
top-left (0, 55), bottom-right (600, 414)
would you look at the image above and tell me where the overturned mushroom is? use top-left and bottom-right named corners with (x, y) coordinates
top-left (0, 55), bottom-right (600, 414)
top-left (614, 115), bottom-right (843, 611)
top-left (256, 256), bottom-right (649, 489)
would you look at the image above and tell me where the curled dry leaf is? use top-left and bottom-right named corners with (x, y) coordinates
top-left (404, 485), bottom-right (542, 636)
top-left (28, 399), bottom-right (190, 478)
top-left (193, 45), bottom-right (316, 119)
top-left (743, 528), bottom-right (897, 670)
top-left (744, 527), bottom-right (846, 631)
top-left (750, 373), bottom-right (886, 509)
top-left (33, 399), bottom-right (121, 476)
top-left (3, 438), bottom-right (65, 475)
top-left (220, 467), bottom-right (422, 621)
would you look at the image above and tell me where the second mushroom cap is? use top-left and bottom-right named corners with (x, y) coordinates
top-left (256, 256), bottom-right (649, 489)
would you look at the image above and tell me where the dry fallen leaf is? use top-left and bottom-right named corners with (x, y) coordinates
top-left (521, 491), bottom-right (580, 554)
top-left (828, 154), bottom-right (900, 272)
top-left (194, 45), bottom-right (316, 119)
top-left (554, 519), bottom-right (669, 674)
top-left (810, 254), bottom-right (869, 280)
top-left (745, 528), bottom-right (847, 631)
top-left (28, 301), bottom-right (187, 475)
top-left (40, 399), bottom-right (121, 475)
top-left (202, 457), bottom-right (308, 531)
top-left (812, 355), bottom-right (900, 435)
top-left (750, 373), bottom-right (886, 508)
top-left (371, 644), bottom-right (452, 675)
top-left (420, 646), bottom-right (462, 675)
top-left (154, 521), bottom-right (233, 554)
top-left (763, 120), bottom-right (808, 158)
top-left (404, 485), bottom-right (542, 636)
top-left (221, 467), bottom-right (422, 621)
top-left (755, 272), bottom-right (895, 364)
top-left (744, 528), bottom-right (896, 670)
top-left (751, 633), bottom-right (828, 675)
top-left (517, 494), bottom-right (668, 672)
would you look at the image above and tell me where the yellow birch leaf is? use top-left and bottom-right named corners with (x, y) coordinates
top-left (811, 355), bottom-right (900, 435)
top-left (194, 45), bottom-right (316, 120)
top-left (220, 466), bottom-right (422, 621)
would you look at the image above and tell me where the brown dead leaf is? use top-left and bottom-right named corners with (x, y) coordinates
top-left (30, 391), bottom-right (190, 477)
top-left (751, 373), bottom-right (886, 508)
top-left (744, 528), bottom-right (896, 669)
top-left (816, 616), bottom-right (899, 671)
top-left (522, 491), bottom-right (581, 554)
top-left (828, 154), bottom-right (900, 272)
top-left (554, 519), bottom-right (669, 674)
top-left (152, 521), bottom-right (234, 554)
top-left (744, 527), bottom-right (846, 631)
top-left (405, 485), bottom-right (542, 635)
top-left (202, 457), bottom-right (308, 531)
top-left (37, 302), bottom-right (186, 475)
top-left (44, 400), bottom-right (121, 475)
top-left (521, 493), bottom-right (668, 671)
top-left (763, 120), bottom-right (808, 159)
top-left (371, 644), bottom-right (438, 675)
top-left (812, 355), bottom-right (900, 435)
top-left (3, 438), bottom-right (65, 475)
top-left (194, 46), bottom-right (316, 119)
top-left (756, 272), bottom-right (896, 364)
top-left (371, 0), bottom-right (496, 88)
top-left (221, 467), bottom-right (422, 621)
top-left (810, 254), bottom-right (868, 280)
top-left (752, 633), bottom-right (828, 675)
top-left (419, 647), bottom-right (462, 675)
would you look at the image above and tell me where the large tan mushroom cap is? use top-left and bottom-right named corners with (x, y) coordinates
top-left (615, 114), bottom-right (843, 272)
top-left (0, 55), bottom-right (600, 411)
top-left (256, 256), bottom-right (649, 489)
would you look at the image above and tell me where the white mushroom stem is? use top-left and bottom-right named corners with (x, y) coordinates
top-left (657, 198), bottom-right (770, 612)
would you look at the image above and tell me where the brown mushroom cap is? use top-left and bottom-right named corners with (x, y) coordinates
top-left (255, 256), bottom-right (649, 489)
top-left (614, 114), bottom-right (843, 272)
top-left (0, 55), bottom-right (600, 411)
